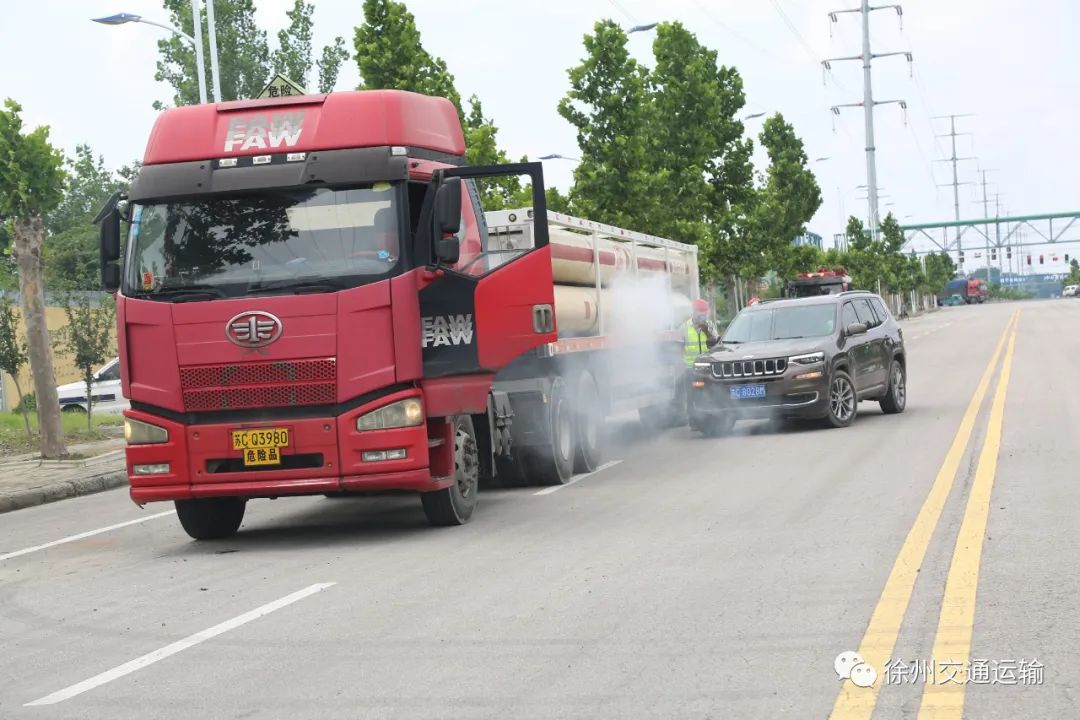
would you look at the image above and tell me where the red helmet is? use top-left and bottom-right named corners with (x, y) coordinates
top-left (692, 299), bottom-right (709, 314)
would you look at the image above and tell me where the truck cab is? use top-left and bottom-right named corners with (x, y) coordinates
top-left (99, 90), bottom-right (558, 538)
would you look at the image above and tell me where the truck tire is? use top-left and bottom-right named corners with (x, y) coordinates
top-left (422, 416), bottom-right (479, 526)
top-left (526, 376), bottom-right (575, 485)
top-left (573, 371), bottom-right (604, 473)
top-left (879, 360), bottom-right (907, 415)
top-left (175, 497), bottom-right (246, 540)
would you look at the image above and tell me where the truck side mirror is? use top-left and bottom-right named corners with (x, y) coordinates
top-left (432, 177), bottom-right (462, 265)
top-left (100, 209), bottom-right (122, 292)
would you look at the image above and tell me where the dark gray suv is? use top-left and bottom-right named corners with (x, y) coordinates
top-left (688, 291), bottom-right (906, 435)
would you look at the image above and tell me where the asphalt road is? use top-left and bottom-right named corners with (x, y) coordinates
top-left (1, 299), bottom-right (1075, 719)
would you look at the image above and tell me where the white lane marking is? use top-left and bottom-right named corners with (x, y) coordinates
top-left (0, 510), bottom-right (176, 563)
top-left (533, 460), bottom-right (623, 496)
top-left (25, 582), bottom-right (336, 707)
top-left (907, 321), bottom-right (952, 342)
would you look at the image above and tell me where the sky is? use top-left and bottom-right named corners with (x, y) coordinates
top-left (4, 0), bottom-right (1078, 271)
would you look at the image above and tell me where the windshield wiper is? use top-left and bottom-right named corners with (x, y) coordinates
top-left (246, 279), bottom-right (346, 295)
top-left (139, 285), bottom-right (225, 302)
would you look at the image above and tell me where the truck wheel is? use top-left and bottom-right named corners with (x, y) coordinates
top-left (573, 371), bottom-right (604, 473)
top-left (823, 370), bottom-right (857, 428)
top-left (879, 361), bottom-right (907, 415)
top-left (422, 416), bottom-right (479, 526)
top-left (174, 497), bottom-right (246, 540)
top-left (526, 376), bottom-right (575, 485)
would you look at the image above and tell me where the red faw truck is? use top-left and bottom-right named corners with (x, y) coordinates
top-left (98, 90), bottom-right (698, 539)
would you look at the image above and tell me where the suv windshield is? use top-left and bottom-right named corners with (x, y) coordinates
top-left (125, 184), bottom-right (402, 299)
top-left (723, 304), bottom-right (837, 342)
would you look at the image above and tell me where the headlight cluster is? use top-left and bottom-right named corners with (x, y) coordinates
top-left (124, 418), bottom-right (168, 445)
top-left (789, 352), bottom-right (825, 365)
top-left (355, 398), bottom-right (423, 431)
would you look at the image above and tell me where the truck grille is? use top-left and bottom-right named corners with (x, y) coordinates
top-left (179, 358), bottom-right (336, 412)
top-left (712, 358), bottom-right (788, 379)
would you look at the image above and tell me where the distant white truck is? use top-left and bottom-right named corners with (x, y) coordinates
top-left (56, 357), bottom-right (128, 414)
top-left (1063, 284), bottom-right (1078, 298)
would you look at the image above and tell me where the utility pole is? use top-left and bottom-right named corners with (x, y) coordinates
top-left (824, 1), bottom-right (910, 240)
top-left (979, 169), bottom-right (996, 285)
top-left (932, 114), bottom-right (976, 271)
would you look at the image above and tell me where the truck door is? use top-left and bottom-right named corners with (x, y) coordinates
top-left (417, 162), bottom-right (557, 378)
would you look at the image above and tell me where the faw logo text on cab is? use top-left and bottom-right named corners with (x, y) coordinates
top-left (223, 111), bottom-right (305, 152)
top-left (226, 311), bottom-right (283, 349)
top-left (421, 314), bottom-right (474, 348)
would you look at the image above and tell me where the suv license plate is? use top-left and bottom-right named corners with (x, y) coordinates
top-left (731, 384), bottom-right (766, 400)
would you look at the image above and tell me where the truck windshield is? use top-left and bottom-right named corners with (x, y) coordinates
top-left (723, 304), bottom-right (837, 342)
top-left (125, 184), bottom-right (402, 299)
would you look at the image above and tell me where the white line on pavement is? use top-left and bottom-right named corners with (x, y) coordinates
top-left (533, 460), bottom-right (623, 496)
top-left (25, 582), bottom-right (336, 707)
top-left (0, 510), bottom-right (176, 564)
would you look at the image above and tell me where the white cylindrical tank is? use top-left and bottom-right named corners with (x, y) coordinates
top-left (554, 285), bottom-right (692, 337)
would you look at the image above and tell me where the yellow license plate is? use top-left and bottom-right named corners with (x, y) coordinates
top-left (232, 428), bottom-right (289, 466)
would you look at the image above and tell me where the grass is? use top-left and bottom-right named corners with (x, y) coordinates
top-left (0, 411), bottom-right (124, 457)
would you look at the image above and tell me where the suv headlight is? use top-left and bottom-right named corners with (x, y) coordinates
top-left (356, 398), bottom-right (424, 431)
top-left (789, 352), bottom-right (825, 365)
top-left (124, 418), bottom-right (169, 445)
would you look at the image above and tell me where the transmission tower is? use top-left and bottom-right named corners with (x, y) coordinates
top-left (932, 114), bottom-right (977, 268)
top-left (824, 0), bottom-right (911, 239)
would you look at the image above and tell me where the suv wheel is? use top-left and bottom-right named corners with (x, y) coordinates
top-left (824, 370), bottom-right (857, 428)
top-left (879, 361), bottom-right (907, 414)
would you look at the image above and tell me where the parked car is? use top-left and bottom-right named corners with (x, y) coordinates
top-left (940, 294), bottom-right (966, 306)
top-left (688, 291), bottom-right (906, 436)
top-left (1063, 285), bottom-right (1078, 298)
top-left (57, 357), bottom-right (128, 414)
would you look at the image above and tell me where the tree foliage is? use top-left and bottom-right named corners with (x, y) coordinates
top-left (354, 0), bottom-right (461, 114)
top-left (0, 99), bottom-right (67, 458)
top-left (155, 0), bottom-right (347, 106)
top-left (0, 297), bottom-right (31, 440)
top-left (557, 21), bottom-right (655, 230)
top-left (54, 296), bottom-right (115, 431)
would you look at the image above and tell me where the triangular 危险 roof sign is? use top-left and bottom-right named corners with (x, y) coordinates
top-left (257, 74), bottom-right (308, 100)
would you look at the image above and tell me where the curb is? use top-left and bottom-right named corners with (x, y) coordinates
top-left (0, 471), bottom-right (128, 514)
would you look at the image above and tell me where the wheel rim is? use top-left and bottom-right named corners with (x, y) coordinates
top-left (556, 400), bottom-right (573, 460)
top-left (830, 377), bottom-right (855, 421)
top-left (456, 430), bottom-right (478, 499)
top-left (893, 366), bottom-right (906, 407)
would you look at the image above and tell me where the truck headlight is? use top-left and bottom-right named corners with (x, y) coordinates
top-left (124, 418), bottom-right (169, 445)
top-left (356, 398), bottom-right (424, 431)
top-left (789, 352), bottom-right (825, 365)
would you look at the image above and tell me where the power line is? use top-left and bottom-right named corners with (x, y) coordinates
top-left (690, 0), bottom-right (787, 64)
top-left (605, 0), bottom-right (635, 23)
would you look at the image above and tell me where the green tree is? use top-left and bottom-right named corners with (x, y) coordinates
top-left (0, 297), bottom-right (31, 440)
top-left (755, 113), bottom-right (822, 281)
top-left (54, 295), bottom-right (115, 431)
top-left (45, 145), bottom-right (130, 291)
top-left (272, 0), bottom-right (348, 94)
top-left (790, 243), bottom-right (826, 274)
top-left (558, 20), bottom-right (656, 230)
top-left (353, 0), bottom-right (462, 115)
top-left (156, 0), bottom-right (270, 107)
top-left (646, 21), bottom-right (755, 278)
top-left (1064, 258), bottom-right (1080, 287)
top-left (0, 99), bottom-right (67, 458)
top-left (923, 251), bottom-right (957, 292)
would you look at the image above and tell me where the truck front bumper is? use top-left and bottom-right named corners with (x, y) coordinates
top-left (124, 390), bottom-right (452, 504)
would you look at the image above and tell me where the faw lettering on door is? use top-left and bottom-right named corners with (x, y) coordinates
top-left (223, 111), bottom-right (305, 152)
top-left (421, 315), bottom-right (474, 348)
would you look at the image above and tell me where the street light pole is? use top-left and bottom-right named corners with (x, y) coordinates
top-left (203, 0), bottom-right (223, 103)
top-left (190, 0), bottom-right (209, 104)
top-left (91, 10), bottom-right (209, 104)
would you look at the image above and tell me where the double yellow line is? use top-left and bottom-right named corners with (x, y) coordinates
top-left (829, 310), bottom-right (1020, 720)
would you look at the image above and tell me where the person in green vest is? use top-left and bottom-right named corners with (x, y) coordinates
top-left (684, 298), bottom-right (720, 366)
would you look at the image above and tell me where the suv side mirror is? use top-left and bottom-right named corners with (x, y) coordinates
top-left (432, 177), bottom-right (462, 265)
top-left (99, 209), bottom-right (122, 292)
top-left (846, 322), bottom-right (868, 337)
